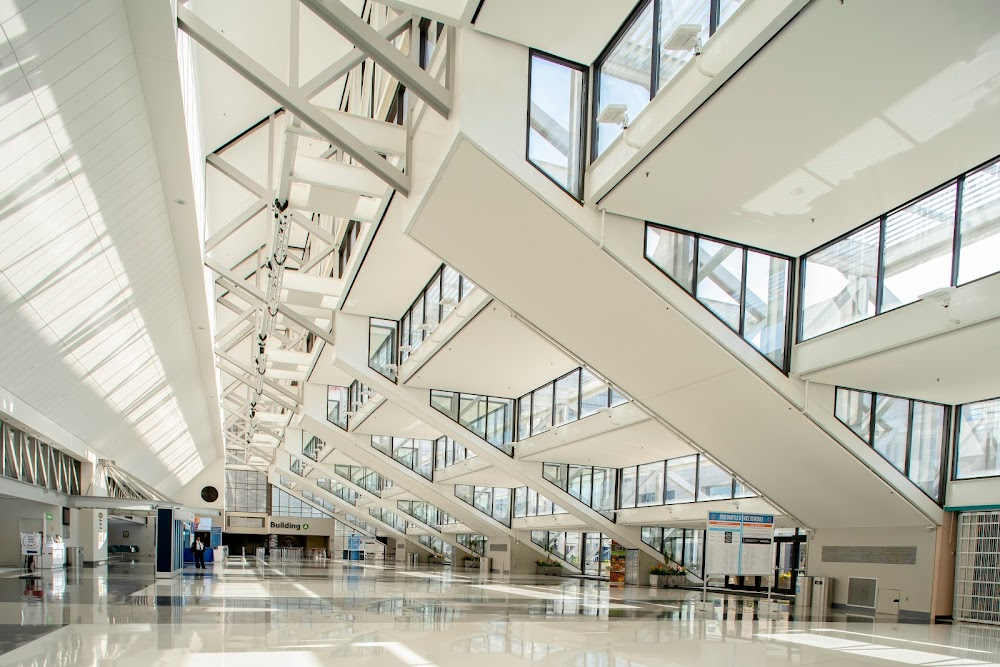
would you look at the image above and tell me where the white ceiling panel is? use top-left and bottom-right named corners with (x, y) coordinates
top-left (0, 0), bottom-right (219, 492)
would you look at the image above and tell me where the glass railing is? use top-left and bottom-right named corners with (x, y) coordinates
top-left (349, 380), bottom-right (377, 421)
top-left (289, 455), bottom-right (314, 478)
top-left (369, 507), bottom-right (409, 534)
top-left (372, 435), bottom-right (435, 480)
top-left (317, 478), bottom-right (359, 505)
top-left (454, 485), bottom-right (512, 527)
top-left (542, 463), bottom-right (617, 520)
top-left (517, 367), bottom-right (628, 439)
top-left (800, 156), bottom-right (1000, 340)
top-left (955, 397), bottom-right (1000, 481)
top-left (344, 513), bottom-right (378, 535)
top-left (396, 500), bottom-right (455, 531)
top-left (619, 453), bottom-right (756, 509)
top-left (418, 535), bottom-right (452, 560)
top-left (369, 318), bottom-right (398, 382)
top-left (327, 385), bottom-right (349, 430)
top-left (456, 533), bottom-right (487, 556)
top-left (641, 526), bottom-right (705, 580)
top-left (527, 50), bottom-right (587, 201)
top-left (334, 464), bottom-right (394, 497)
top-left (400, 265), bottom-right (476, 364)
top-left (645, 223), bottom-right (793, 369)
top-left (272, 486), bottom-right (332, 518)
top-left (301, 489), bottom-right (337, 515)
top-left (278, 475), bottom-right (294, 489)
top-left (530, 530), bottom-right (581, 568)
top-left (301, 431), bottom-right (328, 462)
top-left (435, 436), bottom-right (476, 469)
top-left (513, 486), bottom-right (569, 518)
top-left (835, 387), bottom-right (949, 502)
top-left (593, 0), bottom-right (741, 159)
top-left (430, 390), bottom-right (515, 455)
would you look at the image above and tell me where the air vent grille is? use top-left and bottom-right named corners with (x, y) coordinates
top-left (848, 577), bottom-right (878, 608)
top-left (489, 543), bottom-right (508, 552)
top-left (821, 546), bottom-right (917, 565)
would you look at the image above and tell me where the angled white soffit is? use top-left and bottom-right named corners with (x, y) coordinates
top-left (0, 0), bottom-right (220, 492)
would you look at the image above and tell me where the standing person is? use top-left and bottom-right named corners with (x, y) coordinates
top-left (193, 537), bottom-right (206, 569)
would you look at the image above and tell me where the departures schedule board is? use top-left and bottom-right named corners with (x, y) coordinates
top-left (705, 512), bottom-right (775, 576)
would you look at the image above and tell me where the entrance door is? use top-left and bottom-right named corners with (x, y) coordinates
top-left (773, 536), bottom-right (806, 595)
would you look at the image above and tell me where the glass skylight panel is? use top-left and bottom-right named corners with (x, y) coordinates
top-left (528, 52), bottom-right (587, 199)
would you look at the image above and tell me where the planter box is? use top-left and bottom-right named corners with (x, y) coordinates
top-left (464, 562), bottom-right (480, 569)
top-left (428, 557), bottom-right (445, 564)
top-left (649, 575), bottom-right (660, 587)
top-left (536, 565), bottom-right (562, 575)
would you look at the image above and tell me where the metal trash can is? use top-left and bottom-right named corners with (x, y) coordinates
top-left (408, 553), bottom-right (419, 566)
top-left (795, 576), bottom-right (813, 608)
top-left (811, 576), bottom-right (833, 612)
top-left (480, 557), bottom-right (491, 575)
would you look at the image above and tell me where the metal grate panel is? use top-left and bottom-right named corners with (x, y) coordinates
top-left (822, 545), bottom-right (917, 564)
top-left (955, 511), bottom-right (1000, 625)
top-left (489, 544), bottom-right (508, 552)
top-left (847, 577), bottom-right (878, 608)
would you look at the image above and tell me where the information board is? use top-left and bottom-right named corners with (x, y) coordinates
top-left (705, 512), bottom-right (774, 576)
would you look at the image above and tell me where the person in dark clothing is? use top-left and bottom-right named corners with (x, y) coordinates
top-left (193, 537), bottom-right (207, 569)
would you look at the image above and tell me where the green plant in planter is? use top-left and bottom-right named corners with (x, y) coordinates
top-left (535, 559), bottom-right (560, 566)
top-left (650, 565), bottom-right (669, 576)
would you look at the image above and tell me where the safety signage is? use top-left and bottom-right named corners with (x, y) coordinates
top-left (705, 512), bottom-right (774, 576)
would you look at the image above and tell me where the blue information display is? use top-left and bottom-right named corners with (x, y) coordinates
top-left (706, 512), bottom-right (775, 576)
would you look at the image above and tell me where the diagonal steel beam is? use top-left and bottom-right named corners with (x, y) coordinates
top-left (205, 196), bottom-right (269, 251)
top-left (216, 351), bottom-right (303, 405)
top-left (300, 12), bottom-right (412, 98)
top-left (206, 153), bottom-right (268, 196)
top-left (217, 363), bottom-right (299, 413)
top-left (178, 5), bottom-right (409, 195)
top-left (299, 0), bottom-right (452, 119)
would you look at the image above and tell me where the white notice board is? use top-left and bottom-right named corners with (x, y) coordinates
top-left (705, 512), bottom-right (774, 576)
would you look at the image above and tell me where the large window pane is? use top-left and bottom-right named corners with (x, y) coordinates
top-left (872, 395), bottom-right (909, 472)
top-left (958, 159), bottom-right (1000, 284)
top-left (460, 394), bottom-right (488, 438)
top-left (531, 384), bottom-right (553, 436)
top-left (666, 455), bottom-right (697, 504)
top-left (595, 0), bottom-right (654, 156)
top-left (517, 394), bottom-right (531, 440)
top-left (554, 371), bottom-right (580, 426)
top-left (956, 399), bottom-right (1000, 480)
top-left (493, 488), bottom-right (511, 526)
top-left (743, 250), bottom-right (790, 366)
top-left (620, 467), bottom-right (637, 508)
top-left (657, 0), bottom-right (709, 91)
top-left (579, 369), bottom-right (609, 417)
top-left (441, 266), bottom-right (461, 318)
top-left (636, 461), bottom-right (664, 506)
top-left (696, 239), bottom-right (743, 331)
top-left (431, 390), bottom-right (458, 420)
top-left (369, 318), bottom-right (397, 381)
top-left (835, 388), bottom-right (873, 443)
top-left (528, 53), bottom-right (586, 198)
top-left (697, 457), bottom-right (733, 501)
top-left (425, 274), bottom-right (441, 330)
top-left (881, 184), bottom-right (957, 312)
top-left (645, 226), bottom-right (696, 291)
top-left (909, 402), bottom-right (945, 499)
top-left (801, 221), bottom-right (880, 339)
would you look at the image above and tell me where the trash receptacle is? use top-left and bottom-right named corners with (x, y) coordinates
top-left (795, 576), bottom-right (813, 608)
top-left (812, 576), bottom-right (833, 612)
top-left (480, 557), bottom-right (491, 575)
top-left (408, 553), bottom-right (418, 566)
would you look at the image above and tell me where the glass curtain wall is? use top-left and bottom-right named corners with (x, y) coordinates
top-left (371, 435), bottom-right (435, 480)
top-left (801, 156), bottom-right (1000, 339)
top-left (334, 464), bottom-right (393, 497)
top-left (542, 463), bottom-right (617, 519)
top-left (456, 533), bottom-right (487, 556)
top-left (399, 265), bottom-right (476, 364)
top-left (316, 478), bottom-right (359, 505)
top-left (369, 507), bottom-right (408, 534)
top-left (272, 486), bottom-right (332, 518)
top-left (834, 387), bottom-right (948, 501)
top-left (527, 50), bottom-right (588, 200)
top-left (640, 526), bottom-right (705, 578)
top-left (517, 368), bottom-right (629, 440)
top-left (454, 485), bottom-right (512, 527)
top-left (593, 0), bottom-right (735, 158)
top-left (225, 469), bottom-right (267, 512)
top-left (396, 500), bottom-right (455, 530)
top-left (435, 436), bottom-right (477, 469)
top-left (645, 223), bottom-right (793, 368)
top-left (531, 531), bottom-right (583, 567)
top-left (430, 390), bottom-right (515, 455)
top-left (513, 487), bottom-right (568, 518)
top-left (619, 453), bottom-right (754, 509)
top-left (954, 397), bottom-right (1000, 480)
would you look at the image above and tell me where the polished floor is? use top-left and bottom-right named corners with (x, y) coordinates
top-left (0, 559), bottom-right (998, 666)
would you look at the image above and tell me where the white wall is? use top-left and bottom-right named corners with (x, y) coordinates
top-left (946, 477), bottom-right (1000, 510)
top-left (807, 526), bottom-right (938, 616)
top-left (0, 497), bottom-right (77, 567)
top-left (108, 519), bottom-right (155, 555)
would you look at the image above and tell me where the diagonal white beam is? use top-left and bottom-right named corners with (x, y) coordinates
top-left (290, 210), bottom-right (337, 246)
top-left (299, 0), bottom-right (452, 119)
top-left (178, 5), bottom-right (409, 195)
top-left (217, 363), bottom-right (299, 413)
top-left (300, 12), bottom-right (412, 98)
top-left (216, 351), bottom-right (303, 405)
top-left (205, 196), bottom-right (269, 251)
top-left (206, 153), bottom-right (268, 196)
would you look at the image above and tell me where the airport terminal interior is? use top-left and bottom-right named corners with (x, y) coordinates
top-left (0, 0), bottom-right (999, 664)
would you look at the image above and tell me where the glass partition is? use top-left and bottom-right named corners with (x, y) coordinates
top-left (316, 478), bottom-right (359, 505)
top-left (396, 500), bottom-right (455, 531)
top-left (301, 431), bottom-right (327, 462)
top-left (619, 453), bottom-right (752, 508)
top-left (348, 380), bottom-right (376, 421)
top-left (369, 318), bottom-right (397, 381)
top-left (454, 485), bottom-right (512, 527)
top-left (371, 435), bottom-right (435, 480)
top-left (834, 387), bottom-right (948, 501)
top-left (542, 463), bottom-right (617, 519)
top-left (430, 390), bottom-right (515, 455)
top-left (399, 265), bottom-right (476, 364)
top-left (528, 50), bottom-right (588, 200)
top-left (327, 385), bottom-right (349, 430)
top-left (368, 507), bottom-right (408, 534)
top-left (645, 223), bottom-right (792, 368)
top-left (334, 464), bottom-right (393, 497)
top-left (272, 486), bottom-right (331, 518)
top-left (801, 156), bottom-right (1000, 340)
top-left (530, 530), bottom-right (583, 568)
top-left (456, 533), bottom-right (487, 556)
top-left (513, 486), bottom-right (568, 518)
top-left (954, 397), bottom-right (1000, 480)
top-left (593, 0), bottom-right (736, 159)
top-left (435, 436), bottom-right (476, 469)
top-left (301, 490), bottom-right (336, 515)
top-left (517, 367), bottom-right (629, 440)
top-left (641, 526), bottom-right (705, 579)
top-left (289, 455), bottom-right (313, 479)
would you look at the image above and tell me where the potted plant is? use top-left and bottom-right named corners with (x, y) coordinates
top-left (465, 557), bottom-right (480, 569)
top-left (666, 563), bottom-right (686, 587)
top-left (536, 558), bottom-right (562, 575)
top-left (428, 552), bottom-right (446, 564)
top-left (649, 565), bottom-right (668, 587)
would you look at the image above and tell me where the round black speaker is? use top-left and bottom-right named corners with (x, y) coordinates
top-left (201, 486), bottom-right (219, 503)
